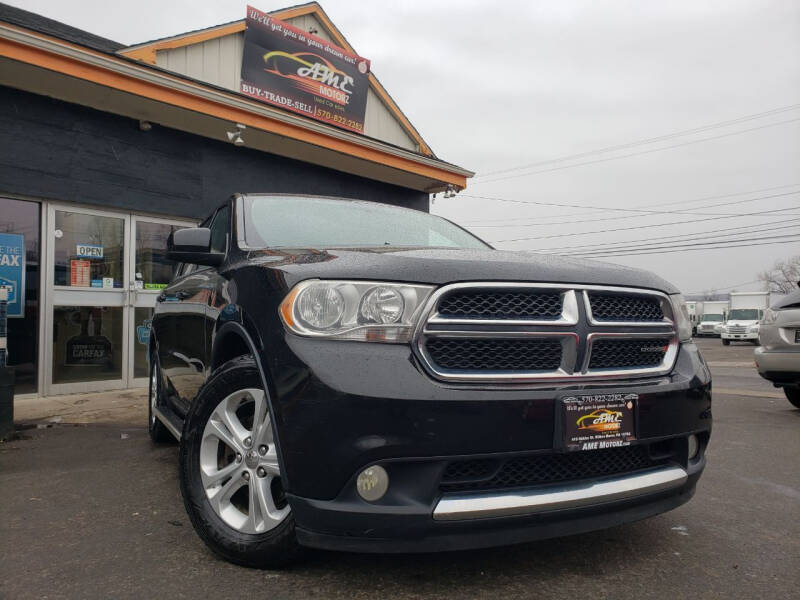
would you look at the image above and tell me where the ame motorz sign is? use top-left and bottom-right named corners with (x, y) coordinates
top-left (240, 6), bottom-right (371, 133)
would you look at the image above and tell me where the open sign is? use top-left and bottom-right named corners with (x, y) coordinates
top-left (76, 244), bottom-right (104, 259)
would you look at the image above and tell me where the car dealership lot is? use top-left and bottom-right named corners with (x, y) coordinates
top-left (1, 339), bottom-right (797, 600)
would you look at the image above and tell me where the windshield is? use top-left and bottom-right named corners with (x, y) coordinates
top-left (242, 195), bottom-right (490, 250)
top-left (701, 314), bottom-right (723, 322)
top-left (728, 309), bottom-right (759, 320)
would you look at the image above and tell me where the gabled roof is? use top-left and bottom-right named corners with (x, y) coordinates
top-left (0, 2), bottom-right (471, 191)
top-left (119, 2), bottom-right (434, 157)
top-left (0, 1), bottom-right (124, 53)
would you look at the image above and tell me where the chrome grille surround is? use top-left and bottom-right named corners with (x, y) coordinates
top-left (413, 283), bottom-right (679, 383)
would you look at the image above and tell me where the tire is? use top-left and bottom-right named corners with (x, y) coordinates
top-left (179, 355), bottom-right (300, 568)
top-left (149, 349), bottom-right (174, 444)
top-left (785, 387), bottom-right (800, 409)
top-left (722, 339), bottom-right (730, 346)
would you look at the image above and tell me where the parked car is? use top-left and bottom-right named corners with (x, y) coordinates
top-left (755, 288), bottom-right (800, 408)
top-left (149, 194), bottom-right (711, 568)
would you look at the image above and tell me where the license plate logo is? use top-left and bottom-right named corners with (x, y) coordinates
top-left (562, 393), bottom-right (637, 452)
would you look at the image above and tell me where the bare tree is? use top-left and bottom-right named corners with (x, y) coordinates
top-left (758, 255), bottom-right (800, 293)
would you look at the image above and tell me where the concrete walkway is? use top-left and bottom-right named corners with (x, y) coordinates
top-left (13, 387), bottom-right (147, 427)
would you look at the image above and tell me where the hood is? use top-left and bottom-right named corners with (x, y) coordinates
top-left (248, 247), bottom-right (679, 293)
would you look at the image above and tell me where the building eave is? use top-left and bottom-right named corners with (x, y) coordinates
top-left (0, 21), bottom-right (473, 193)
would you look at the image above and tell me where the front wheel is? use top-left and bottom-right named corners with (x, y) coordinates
top-left (722, 339), bottom-right (731, 346)
top-left (785, 387), bottom-right (800, 409)
top-left (179, 356), bottom-right (299, 568)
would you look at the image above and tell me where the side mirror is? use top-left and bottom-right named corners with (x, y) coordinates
top-left (167, 228), bottom-right (224, 267)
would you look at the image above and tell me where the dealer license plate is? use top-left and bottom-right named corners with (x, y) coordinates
top-left (562, 393), bottom-right (637, 452)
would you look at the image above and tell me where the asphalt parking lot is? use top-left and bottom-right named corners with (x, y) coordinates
top-left (1, 338), bottom-right (798, 599)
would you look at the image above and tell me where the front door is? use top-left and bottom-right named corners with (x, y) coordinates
top-left (44, 205), bottom-right (192, 395)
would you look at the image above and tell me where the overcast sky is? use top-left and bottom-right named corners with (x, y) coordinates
top-left (9, 0), bottom-right (800, 294)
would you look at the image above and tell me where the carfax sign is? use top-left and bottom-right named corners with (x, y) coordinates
top-left (0, 233), bottom-right (25, 318)
top-left (240, 5), bottom-right (371, 133)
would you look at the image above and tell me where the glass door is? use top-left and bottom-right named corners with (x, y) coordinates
top-left (128, 216), bottom-right (193, 386)
top-left (44, 206), bottom-right (193, 395)
top-left (45, 205), bottom-right (129, 395)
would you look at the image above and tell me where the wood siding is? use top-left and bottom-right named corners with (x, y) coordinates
top-left (0, 86), bottom-right (428, 220)
top-left (154, 15), bottom-right (419, 152)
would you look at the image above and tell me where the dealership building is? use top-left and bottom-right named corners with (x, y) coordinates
top-left (0, 2), bottom-right (471, 398)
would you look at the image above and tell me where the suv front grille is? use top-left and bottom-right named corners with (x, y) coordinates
top-left (588, 293), bottom-right (665, 322)
top-left (588, 338), bottom-right (669, 369)
top-left (426, 338), bottom-right (563, 371)
top-left (415, 284), bottom-right (678, 382)
top-left (436, 290), bottom-right (562, 320)
top-left (440, 445), bottom-right (669, 492)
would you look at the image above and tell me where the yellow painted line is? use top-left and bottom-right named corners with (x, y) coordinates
top-left (714, 388), bottom-right (784, 399)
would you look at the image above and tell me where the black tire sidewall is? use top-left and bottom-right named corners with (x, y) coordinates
top-left (784, 386), bottom-right (800, 409)
top-left (179, 356), bottom-right (299, 568)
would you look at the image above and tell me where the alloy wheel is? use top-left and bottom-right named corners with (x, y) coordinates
top-left (199, 388), bottom-right (289, 534)
top-left (149, 363), bottom-right (158, 426)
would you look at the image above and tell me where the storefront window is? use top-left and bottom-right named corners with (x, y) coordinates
top-left (54, 211), bottom-right (124, 288)
top-left (51, 306), bottom-right (123, 384)
top-left (135, 221), bottom-right (183, 290)
top-left (0, 198), bottom-right (40, 394)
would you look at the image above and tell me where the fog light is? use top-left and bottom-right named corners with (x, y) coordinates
top-left (687, 434), bottom-right (699, 460)
top-left (356, 465), bottom-right (389, 502)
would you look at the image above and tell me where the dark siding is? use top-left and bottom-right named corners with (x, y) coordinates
top-left (0, 86), bottom-right (429, 219)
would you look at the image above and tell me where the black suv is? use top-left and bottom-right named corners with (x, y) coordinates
top-left (150, 194), bottom-right (711, 567)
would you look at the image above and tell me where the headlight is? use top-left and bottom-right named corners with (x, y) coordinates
top-left (762, 308), bottom-right (776, 323)
top-left (748, 324), bottom-right (760, 333)
top-left (669, 294), bottom-right (693, 342)
top-left (279, 280), bottom-right (434, 342)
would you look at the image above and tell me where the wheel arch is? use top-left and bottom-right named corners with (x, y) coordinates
top-left (208, 320), bottom-right (291, 490)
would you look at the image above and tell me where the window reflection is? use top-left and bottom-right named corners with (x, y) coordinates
top-left (54, 211), bottom-right (124, 288)
top-left (135, 222), bottom-right (183, 290)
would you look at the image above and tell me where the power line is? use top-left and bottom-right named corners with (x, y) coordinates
top-left (490, 199), bottom-right (800, 243)
top-left (465, 189), bottom-right (800, 228)
top-left (567, 236), bottom-right (800, 259)
top-left (470, 117), bottom-right (800, 186)
top-left (683, 280), bottom-right (762, 295)
top-left (456, 182), bottom-right (800, 224)
top-left (567, 233), bottom-right (800, 258)
top-left (530, 218), bottom-right (800, 253)
top-left (474, 103), bottom-right (800, 179)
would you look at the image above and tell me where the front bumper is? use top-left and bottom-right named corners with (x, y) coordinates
top-left (695, 326), bottom-right (720, 337)
top-left (265, 338), bottom-right (712, 552)
top-left (721, 331), bottom-right (759, 340)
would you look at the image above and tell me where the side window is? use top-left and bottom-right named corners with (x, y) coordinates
top-left (209, 205), bottom-right (230, 254)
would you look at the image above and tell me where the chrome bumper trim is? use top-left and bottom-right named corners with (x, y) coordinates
top-left (433, 465), bottom-right (688, 521)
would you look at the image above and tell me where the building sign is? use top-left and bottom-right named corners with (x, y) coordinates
top-left (70, 260), bottom-right (91, 287)
top-left (0, 233), bottom-right (25, 318)
top-left (76, 243), bottom-right (103, 259)
top-left (240, 5), bottom-right (371, 133)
